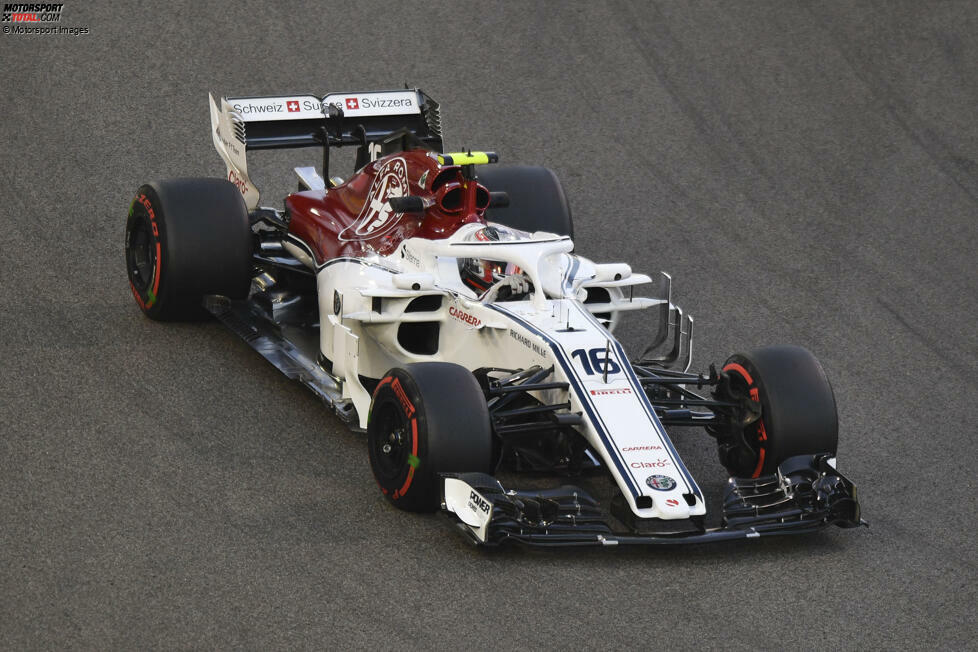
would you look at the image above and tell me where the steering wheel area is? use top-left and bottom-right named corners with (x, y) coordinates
top-left (480, 273), bottom-right (533, 303)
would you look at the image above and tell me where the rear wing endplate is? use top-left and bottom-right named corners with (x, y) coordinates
top-left (209, 89), bottom-right (443, 208)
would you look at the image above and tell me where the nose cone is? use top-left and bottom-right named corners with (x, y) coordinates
top-left (654, 493), bottom-right (691, 518)
top-left (640, 473), bottom-right (692, 518)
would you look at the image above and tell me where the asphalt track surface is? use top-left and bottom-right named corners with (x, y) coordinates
top-left (2, 1), bottom-right (977, 648)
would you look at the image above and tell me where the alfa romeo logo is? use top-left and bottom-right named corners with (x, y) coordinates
top-left (338, 157), bottom-right (409, 242)
top-left (645, 474), bottom-right (676, 491)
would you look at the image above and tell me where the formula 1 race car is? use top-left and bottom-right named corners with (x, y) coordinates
top-left (124, 88), bottom-right (864, 547)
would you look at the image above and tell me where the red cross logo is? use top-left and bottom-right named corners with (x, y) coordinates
top-left (286, 100), bottom-right (299, 112)
top-left (346, 97), bottom-right (359, 110)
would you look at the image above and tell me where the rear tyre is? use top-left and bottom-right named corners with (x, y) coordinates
top-left (125, 178), bottom-right (252, 321)
top-left (719, 345), bottom-right (838, 477)
top-left (477, 165), bottom-right (573, 238)
top-left (368, 363), bottom-right (493, 512)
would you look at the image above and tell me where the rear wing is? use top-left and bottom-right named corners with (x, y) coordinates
top-left (209, 89), bottom-right (443, 208)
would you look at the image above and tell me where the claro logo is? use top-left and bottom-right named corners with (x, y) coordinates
top-left (631, 458), bottom-right (671, 469)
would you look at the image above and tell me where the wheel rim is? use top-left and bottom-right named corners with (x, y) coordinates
top-left (372, 401), bottom-right (411, 480)
top-left (723, 363), bottom-right (767, 477)
top-left (127, 214), bottom-right (156, 292)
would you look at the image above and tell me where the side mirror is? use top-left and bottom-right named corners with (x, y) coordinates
top-left (388, 196), bottom-right (428, 214)
top-left (393, 273), bottom-right (436, 291)
top-left (488, 192), bottom-right (510, 208)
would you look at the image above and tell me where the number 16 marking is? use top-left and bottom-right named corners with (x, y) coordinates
top-left (570, 347), bottom-right (621, 376)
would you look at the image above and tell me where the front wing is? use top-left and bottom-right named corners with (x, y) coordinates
top-left (442, 454), bottom-right (864, 547)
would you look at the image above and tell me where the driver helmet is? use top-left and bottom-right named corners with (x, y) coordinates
top-left (458, 224), bottom-right (527, 294)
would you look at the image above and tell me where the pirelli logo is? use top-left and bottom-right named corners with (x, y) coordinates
top-left (2, 3), bottom-right (63, 21)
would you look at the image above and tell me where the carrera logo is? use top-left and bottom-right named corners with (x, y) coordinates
top-left (287, 100), bottom-right (299, 112)
top-left (449, 305), bottom-right (481, 328)
top-left (339, 157), bottom-right (409, 241)
top-left (468, 490), bottom-right (492, 515)
top-left (665, 498), bottom-right (680, 507)
top-left (621, 445), bottom-right (663, 452)
top-left (590, 388), bottom-right (632, 396)
top-left (345, 97), bottom-right (359, 110)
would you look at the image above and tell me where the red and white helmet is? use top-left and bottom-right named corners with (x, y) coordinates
top-left (458, 224), bottom-right (527, 293)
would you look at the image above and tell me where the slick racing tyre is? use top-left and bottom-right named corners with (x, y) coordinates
top-left (125, 178), bottom-right (252, 321)
top-left (719, 345), bottom-right (838, 478)
top-left (368, 363), bottom-right (493, 512)
top-left (478, 165), bottom-right (574, 238)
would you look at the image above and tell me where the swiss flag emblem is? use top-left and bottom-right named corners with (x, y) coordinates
top-left (345, 97), bottom-right (359, 110)
top-left (286, 100), bottom-right (300, 112)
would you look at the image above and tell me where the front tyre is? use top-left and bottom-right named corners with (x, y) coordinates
top-left (368, 363), bottom-right (493, 512)
top-left (718, 345), bottom-right (839, 477)
top-left (125, 178), bottom-right (252, 321)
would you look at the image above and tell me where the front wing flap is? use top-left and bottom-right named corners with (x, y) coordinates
top-left (442, 455), bottom-right (863, 547)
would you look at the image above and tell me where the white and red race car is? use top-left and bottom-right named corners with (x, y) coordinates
top-left (124, 89), bottom-right (863, 547)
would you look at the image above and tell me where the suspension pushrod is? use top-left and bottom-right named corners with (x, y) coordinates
top-left (490, 382), bottom-right (569, 395)
top-left (488, 366), bottom-right (555, 412)
top-left (649, 398), bottom-right (737, 408)
top-left (658, 418), bottom-right (723, 427)
top-left (494, 402), bottom-right (572, 419)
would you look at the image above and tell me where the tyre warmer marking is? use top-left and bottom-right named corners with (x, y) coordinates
top-left (723, 363), bottom-right (767, 479)
top-left (488, 305), bottom-right (653, 498)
